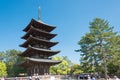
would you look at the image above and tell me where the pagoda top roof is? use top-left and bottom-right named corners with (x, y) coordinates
top-left (23, 19), bottom-right (56, 32)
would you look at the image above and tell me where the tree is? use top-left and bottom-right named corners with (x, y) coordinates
top-left (107, 35), bottom-right (120, 75)
top-left (70, 64), bottom-right (83, 75)
top-left (0, 49), bottom-right (26, 77)
top-left (0, 61), bottom-right (7, 77)
top-left (50, 56), bottom-right (72, 75)
top-left (76, 18), bottom-right (120, 78)
top-left (0, 52), bottom-right (5, 61)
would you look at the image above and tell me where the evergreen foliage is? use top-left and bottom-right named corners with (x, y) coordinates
top-left (77, 18), bottom-right (120, 77)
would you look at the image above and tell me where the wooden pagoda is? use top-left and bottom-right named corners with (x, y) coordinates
top-left (19, 18), bottom-right (61, 76)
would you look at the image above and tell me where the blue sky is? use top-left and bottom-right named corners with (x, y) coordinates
top-left (0, 0), bottom-right (120, 63)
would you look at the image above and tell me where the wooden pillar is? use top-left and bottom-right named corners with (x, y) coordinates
top-left (44, 65), bottom-right (46, 75)
top-left (27, 68), bottom-right (29, 76)
top-left (45, 65), bottom-right (47, 75)
top-left (47, 65), bottom-right (49, 74)
top-left (38, 65), bottom-right (40, 75)
top-left (34, 64), bottom-right (35, 75)
top-left (30, 68), bottom-right (31, 75)
top-left (31, 66), bottom-right (34, 75)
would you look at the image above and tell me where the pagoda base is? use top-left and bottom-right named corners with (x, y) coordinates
top-left (27, 64), bottom-right (50, 76)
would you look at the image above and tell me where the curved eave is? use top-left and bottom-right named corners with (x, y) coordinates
top-left (18, 60), bottom-right (31, 68)
top-left (22, 26), bottom-right (57, 40)
top-left (23, 19), bottom-right (56, 32)
top-left (20, 36), bottom-right (58, 48)
top-left (19, 46), bottom-right (60, 57)
top-left (19, 58), bottom-right (61, 68)
top-left (27, 58), bottom-right (61, 65)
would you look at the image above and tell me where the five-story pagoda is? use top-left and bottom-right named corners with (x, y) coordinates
top-left (19, 7), bottom-right (61, 76)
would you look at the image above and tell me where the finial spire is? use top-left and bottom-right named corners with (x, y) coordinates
top-left (38, 6), bottom-right (40, 21)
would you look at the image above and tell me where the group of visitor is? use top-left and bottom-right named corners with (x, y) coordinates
top-left (0, 75), bottom-right (119, 80)
top-left (87, 75), bottom-right (120, 80)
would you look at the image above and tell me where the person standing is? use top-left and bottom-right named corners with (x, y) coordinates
top-left (87, 75), bottom-right (91, 80)
top-left (91, 75), bottom-right (96, 80)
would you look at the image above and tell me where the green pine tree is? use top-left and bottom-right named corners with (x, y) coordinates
top-left (76, 18), bottom-right (120, 78)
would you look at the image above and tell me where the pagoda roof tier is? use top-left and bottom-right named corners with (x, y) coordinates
top-left (22, 26), bottom-right (57, 40)
top-left (23, 19), bottom-right (56, 32)
top-left (20, 36), bottom-right (58, 48)
top-left (19, 45), bottom-right (60, 57)
top-left (19, 58), bottom-right (61, 68)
